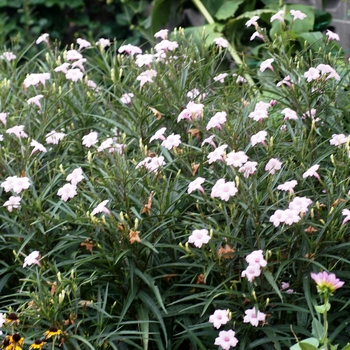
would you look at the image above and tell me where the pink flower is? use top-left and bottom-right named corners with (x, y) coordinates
top-left (135, 54), bottom-right (154, 67)
top-left (1, 176), bottom-right (30, 194)
top-left (211, 178), bottom-right (238, 201)
top-left (161, 133), bottom-right (181, 149)
top-left (27, 94), bottom-right (44, 109)
top-left (120, 93), bottom-right (134, 104)
top-left (6, 125), bottom-right (28, 139)
top-left (207, 144), bottom-right (228, 164)
top-left (97, 138), bottom-right (114, 152)
top-left (46, 130), bottom-right (66, 144)
top-left (342, 209), bottom-right (350, 225)
top-left (136, 69), bottom-right (157, 88)
top-left (316, 64), bottom-right (340, 81)
top-left (77, 38), bottom-right (91, 50)
top-left (260, 58), bottom-right (274, 72)
top-left (241, 263), bottom-right (261, 282)
top-left (265, 158), bottom-right (282, 174)
top-left (290, 9), bottom-right (307, 21)
top-left (213, 73), bottom-right (228, 83)
top-left (326, 29), bottom-right (339, 42)
top-left (186, 88), bottom-right (206, 101)
top-left (243, 308), bottom-right (266, 327)
top-left (177, 101), bottom-right (204, 122)
top-left (226, 151), bottom-right (248, 167)
top-left (283, 209), bottom-right (301, 225)
top-left (188, 177), bottom-right (205, 194)
top-left (23, 73), bottom-right (50, 87)
top-left (310, 271), bottom-right (344, 296)
top-left (288, 196), bottom-right (312, 214)
top-left (188, 229), bottom-right (210, 248)
top-left (30, 140), bottom-right (47, 155)
top-left (36, 33), bottom-right (49, 44)
top-left (136, 155), bottom-right (165, 173)
top-left (213, 37), bottom-right (229, 48)
top-left (245, 250), bottom-right (267, 267)
top-left (3, 196), bottom-right (21, 212)
top-left (238, 161), bottom-right (258, 178)
top-left (66, 49), bottom-right (83, 61)
top-left (154, 39), bottom-right (178, 52)
top-left (304, 67), bottom-right (320, 82)
top-left (72, 58), bottom-right (87, 72)
top-left (246, 16), bottom-right (259, 27)
top-left (248, 101), bottom-right (270, 121)
top-left (96, 38), bottom-right (111, 49)
top-left (65, 68), bottom-right (84, 82)
top-left (0, 112), bottom-right (9, 126)
top-left (209, 309), bottom-right (230, 329)
top-left (214, 330), bottom-right (239, 350)
top-left (23, 251), bottom-right (41, 268)
top-left (66, 167), bottom-right (84, 185)
top-left (270, 209), bottom-right (287, 227)
top-left (329, 134), bottom-right (348, 146)
top-left (82, 131), bottom-right (98, 148)
top-left (251, 131), bottom-right (267, 146)
top-left (277, 180), bottom-right (297, 193)
top-left (281, 282), bottom-right (294, 294)
top-left (154, 29), bottom-right (169, 40)
top-left (277, 75), bottom-right (292, 87)
top-left (150, 127), bottom-right (167, 142)
top-left (270, 10), bottom-right (284, 23)
top-left (206, 111), bottom-right (227, 130)
top-left (302, 164), bottom-right (320, 180)
top-left (0, 51), bottom-right (16, 61)
top-left (54, 63), bottom-right (70, 74)
top-left (118, 44), bottom-right (142, 56)
top-left (281, 108), bottom-right (298, 120)
top-left (57, 183), bottom-right (78, 201)
top-left (250, 31), bottom-right (264, 41)
top-left (91, 199), bottom-right (110, 216)
top-left (201, 135), bottom-right (216, 148)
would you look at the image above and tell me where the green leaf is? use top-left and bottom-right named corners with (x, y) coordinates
top-left (314, 302), bottom-right (331, 314)
top-left (297, 31), bottom-right (323, 51)
top-left (341, 344), bottom-right (350, 350)
top-left (311, 318), bottom-right (324, 340)
top-left (262, 269), bottom-right (283, 301)
top-left (290, 338), bottom-right (319, 350)
top-left (184, 23), bottom-right (224, 47)
top-left (215, 0), bottom-right (244, 20)
top-left (137, 305), bottom-right (149, 350)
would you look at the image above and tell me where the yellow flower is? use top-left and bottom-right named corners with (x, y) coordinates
top-left (29, 339), bottom-right (45, 350)
top-left (2, 333), bottom-right (24, 350)
top-left (44, 326), bottom-right (62, 339)
top-left (5, 313), bottom-right (20, 326)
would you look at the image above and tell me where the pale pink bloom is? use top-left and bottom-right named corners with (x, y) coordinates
top-left (260, 58), bottom-right (274, 72)
top-left (96, 38), bottom-right (111, 49)
top-left (283, 209), bottom-right (301, 225)
top-left (36, 33), bottom-right (49, 44)
top-left (57, 183), bottom-right (78, 201)
top-left (235, 75), bottom-right (247, 83)
top-left (136, 155), bottom-right (165, 173)
top-left (136, 69), bottom-right (157, 88)
top-left (277, 180), bottom-right (297, 193)
top-left (188, 177), bottom-right (205, 194)
top-left (246, 15), bottom-right (259, 27)
top-left (277, 75), bottom-right (291, 87)
top-left (270, 10), bottom-right (284, 23)
top-left (177, 101), bottom-right (204, 122)
top-left (154, 29), bottom-right (169, 40)
top-left (245, 250), bottom-right (267, 267)
top-left (30, 140), bottom-right (47, 155)
top-left (270, 209), bottom-right (287, 227)
top-left (188, 229), bottom-right (210, 248)
top-left (0, 176), bottom-right (16, 192)
top-left (72, 58), bottom-right (87, 72)
top-left (66, 167), bottom-right (84, 185)
top-left (3, 196), bottom-right (21, 212)
top-left (87, 80), bottom-right (100, 91)
top-left (211, 178), bottom-right (238, 201)
top-left (209, 309), bottom-right (230, 329)
top-left (186, 88), bottom-right (206, 100)
top-left (290, 9), bottom-right (307, 21)
top-left (65, 68), bottom-right (84, 82)
top-left (0, 51), bottom-right (16, 61)
top-left (66, 49), bottom-right (83, 61)
top-left (302, 164), bottom-right (320, 180)
top-left (213, 37), bottom-right (229, 48)
top-left (23, 73), bottom-right (50, 87)
top-left (0, 313), bottom-right (5, 328)
top-left (238, 161), bottom-right (258, 178)
top-left (97, 138), bottom-right (114, 152)
top-left (82, 131), bottom-right (98, 147)
top-left (289, 196), bottom-right (312, 214)
top-left (201, 135), bottom-right (216, 148)
top-left (243, 308), bottom-right (266, 327)
top-left (310, 271), bottom-right (344, 294)
top-left (161, 133), bottom-right (181, 149)
top-left (135, 54), bottom-right (154, 67)
top-left (226, 151), bottom-right (248, 167)
top-left (304, 67), bottom-right (320, 82)
top-left (1, 176), bottom-right (30, 194)
top-left (77, 38), bottom-right (91, 50)
top-left (150, 127), bottom-right (167, 142)
top-left (118, 44), bottom-right (142, 56)
top-left (91, 199), bottom-right (110, 216)
top-left (342, 209), bottom-right (350, 224)
top-left (23, 251), bottom-right (41, 268)
top-left (0, 112), bottom-right (9, 126)
top-left (213, 73), bottom-right (228, 83)
top-left (281, 282), bottom-right (290, 290)
top-left (250, 31), bottom-right (264, 41)
top-left (326, 29), bottom-right (340, 41)
top-left (207, 144), bottom-right (228, 164)
top-left (302, 109), bottom-right (317, 119)
top-left (265, 158), bottom-right (282, 174)
top-left (27, 94), bottom-right (44, 109)
top-left (154, 39), bottom-right (178, 52)
top-left (214, 330), bottom-right (239, 350)
top-left (316, 64), bottom-right (340, 81)
top-left (0, 135), bottom-right (3, 141)
top-left (248, 101), bottom-right (270, 121)
top-left (54, 63), bottom-right (70, 74)
top-left (206, 111), bottom-right (227, 130)
top-left (46, 130), bottom-right (66, 144)
top-left (120, 93), bottom-right (134, 104)
top-left (241, 263), bottom-right (261, 282)
top-left (6, 125), bottom-right (28, 139)
top-left (251, 130), bottom-right (267, 146)
top-left (281, 108), bottom-right (298, 120)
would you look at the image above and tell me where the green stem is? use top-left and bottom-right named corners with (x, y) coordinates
top-left (323, 296), bottom-right (329, 350)
top-left (191, 0), bottom-right (259, 96)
